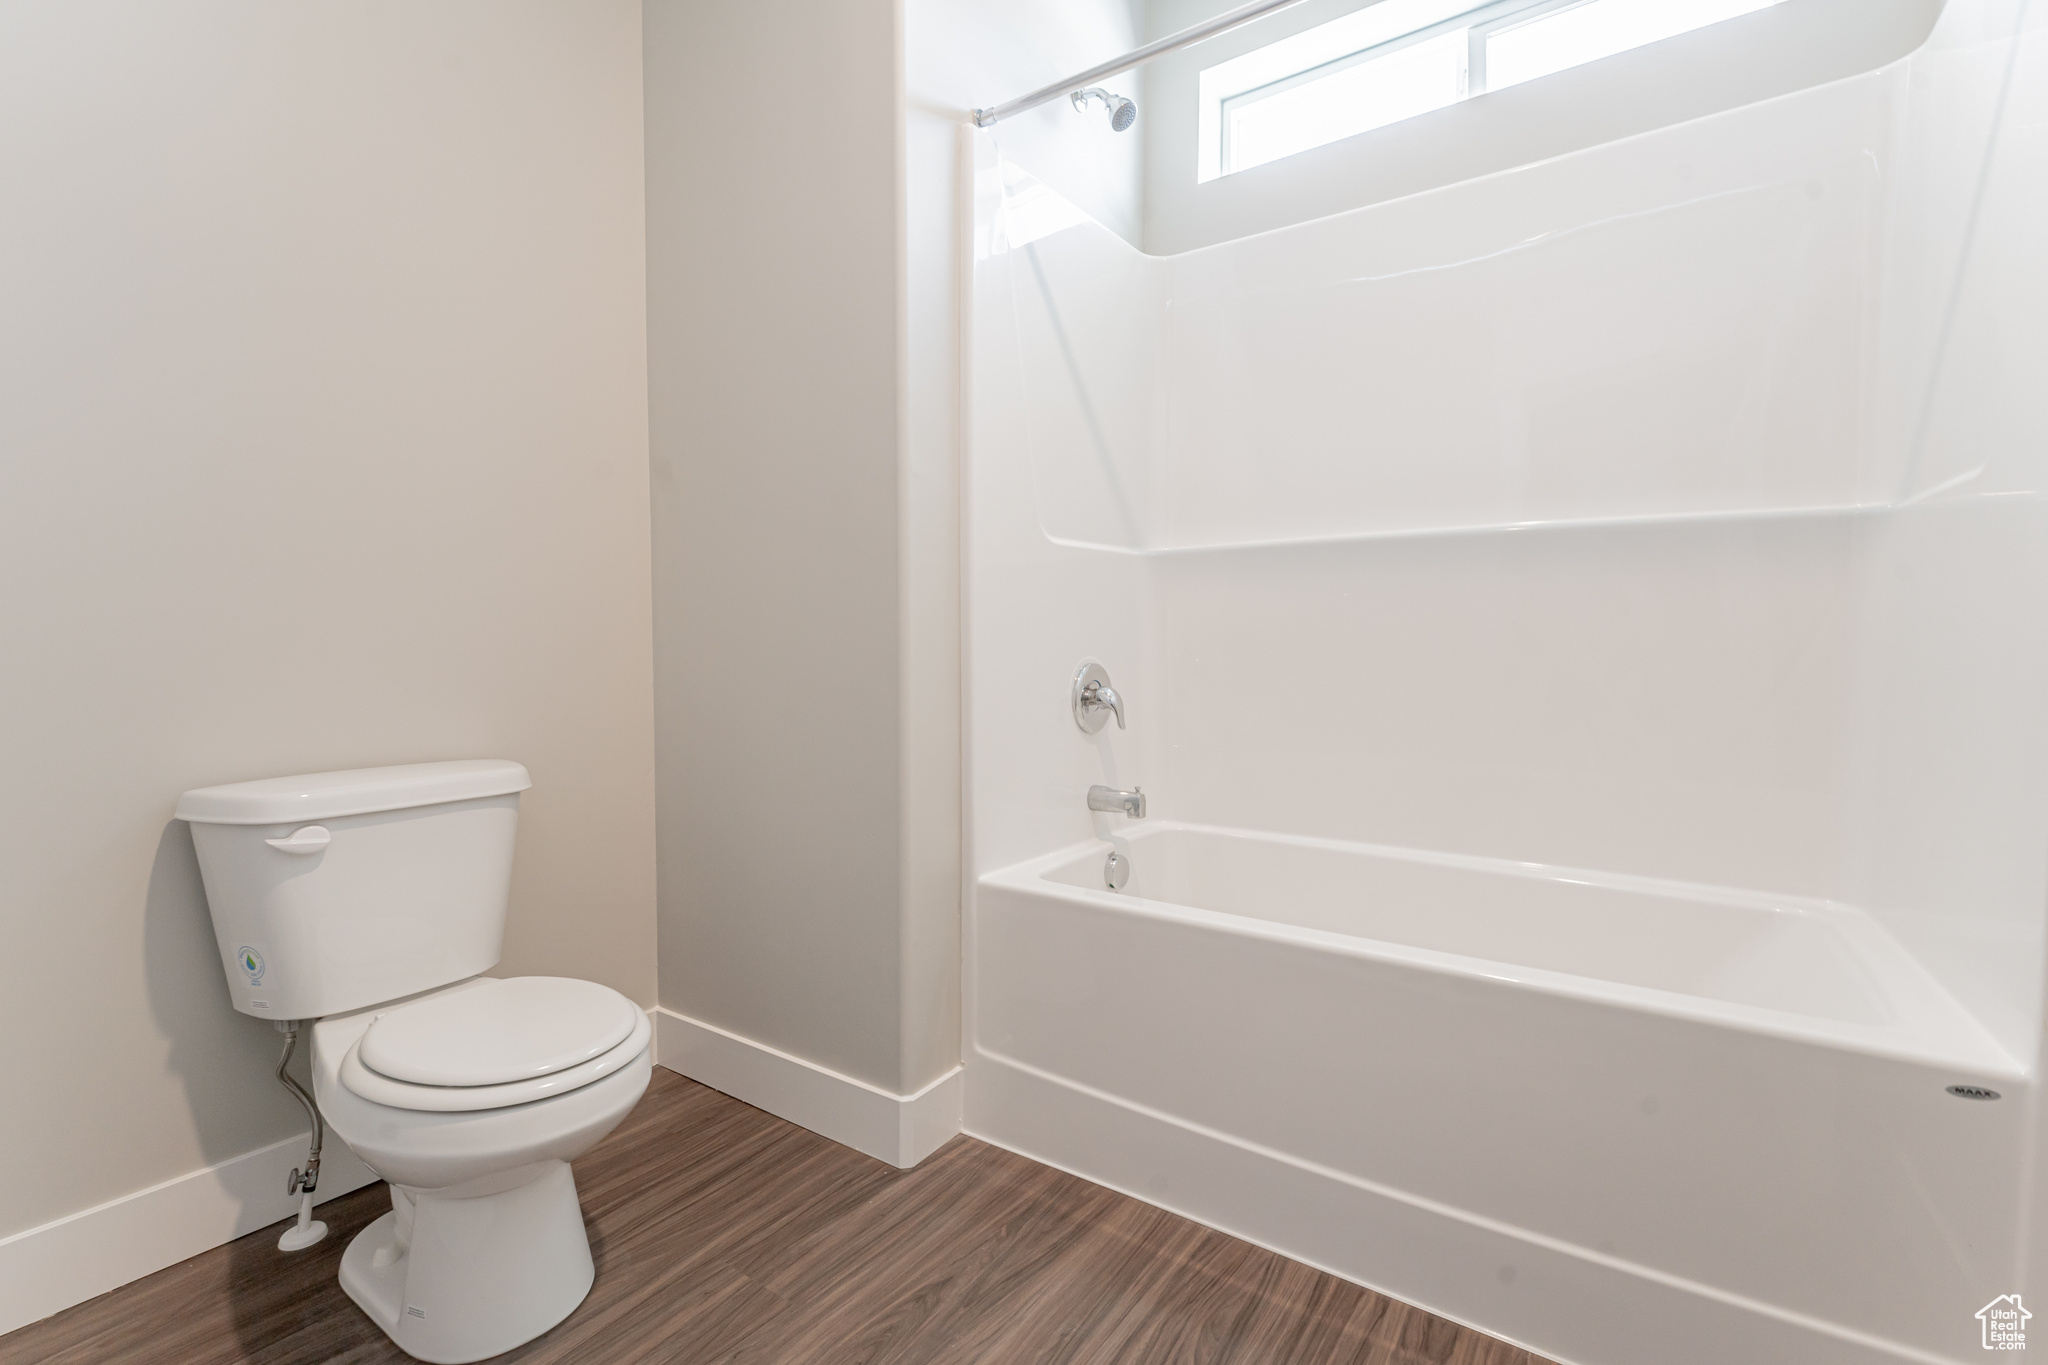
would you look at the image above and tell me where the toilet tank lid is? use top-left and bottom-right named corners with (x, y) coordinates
top-left (175, 759), bottom-right (531, 825)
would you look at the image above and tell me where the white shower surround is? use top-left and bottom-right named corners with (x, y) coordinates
top-left (965, 3), bottom-right (2048, 1363)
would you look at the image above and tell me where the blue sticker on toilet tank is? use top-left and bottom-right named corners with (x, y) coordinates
top-left (237, 946), bottom-right (265, 985)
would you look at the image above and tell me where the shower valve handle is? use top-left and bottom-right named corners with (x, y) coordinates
top-left (1084, 681), bottom-right (1124, 729)
top-left (1073, 662), bottom-right (1127, 733)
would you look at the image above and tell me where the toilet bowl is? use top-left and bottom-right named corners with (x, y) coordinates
top-left (177, 760), bottom-right (649, 1364)
top-left (312, 977), bottom-right (651, 1364)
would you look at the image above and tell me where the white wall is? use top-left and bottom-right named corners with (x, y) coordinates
top-left (638, 0), bottom-right (1149, 1153)
top-left (914, 0), bottom-right (1147, 247)
top-left (645, 0), bottom-right (911, 1095)
top-left (1840, 0), bottom-right (2048, 1060)
top-left (971, 72), bottom-right (1895, 894)
top-left (1136, 75), bottom-right (1891, 896)
top-left (647, 0), bottom-right (983, 1113)
top-left (911, 0), bottom-right (1153, 888)
top-left (638, 0), bottom-right (1148, 1136)
top-left (0, 0), bottom-right (655, 1247)
top-left (965, 169), bottom-right (1164, 884)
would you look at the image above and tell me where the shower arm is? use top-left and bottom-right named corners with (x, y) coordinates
top-left (972, 0), bottom-right (1313, 129)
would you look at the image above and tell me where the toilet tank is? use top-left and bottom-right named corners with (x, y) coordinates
top-left (176, 760), bottom-right (531, 1020)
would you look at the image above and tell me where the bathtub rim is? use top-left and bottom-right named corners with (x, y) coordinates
top-left (978, 820), bottom-right (2024, 1081)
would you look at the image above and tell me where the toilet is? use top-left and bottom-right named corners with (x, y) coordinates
top-left (176, 760), bottom-right (651, 1365)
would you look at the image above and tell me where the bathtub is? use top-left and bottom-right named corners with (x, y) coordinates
top-left (969, 823), bottom-right (2025, 1365)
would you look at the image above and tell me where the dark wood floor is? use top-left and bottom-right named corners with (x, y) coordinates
top-left (2, 1068), bottom-right (1549, 1365)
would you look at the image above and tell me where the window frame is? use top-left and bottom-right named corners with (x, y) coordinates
top-left (1206, 0), bottom-right (1783, 180)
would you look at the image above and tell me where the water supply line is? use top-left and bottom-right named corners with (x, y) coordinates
top-left (273, 1020), bottom-right (329, 1251)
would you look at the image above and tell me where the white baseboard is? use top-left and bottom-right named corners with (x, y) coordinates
top-left (0, 1130), bottom-right (379, 1337)
top-left (653, 1007), bottom-right (962, 1168)
top-left (968, 1052), bottom-right (1953, 1365)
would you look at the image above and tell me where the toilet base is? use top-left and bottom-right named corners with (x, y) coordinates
top-left (339, 1159), bottom-right (595, 1363)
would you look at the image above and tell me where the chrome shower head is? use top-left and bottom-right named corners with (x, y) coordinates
top-left (1071, 87), bottom-right (1138, 133)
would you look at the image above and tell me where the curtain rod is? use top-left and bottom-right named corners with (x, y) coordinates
top-left (972, 0), bottom-right (1316, 128)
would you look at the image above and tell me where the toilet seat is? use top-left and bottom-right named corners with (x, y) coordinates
top-left (360, 976), bottom-right (639, 1085)
top-left (339, 977), bottom-right (650, 1113)
top-left (314, 989), bottom-right (654, 1187)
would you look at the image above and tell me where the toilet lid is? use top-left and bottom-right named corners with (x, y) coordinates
top-left (358, 976), bottom-right (640, 1087)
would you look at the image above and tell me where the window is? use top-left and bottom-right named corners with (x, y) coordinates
top-left (1202, 0), bottom-right (1785, 180)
